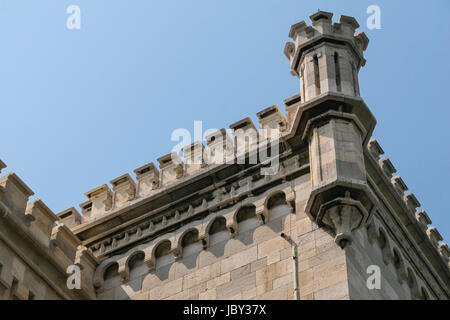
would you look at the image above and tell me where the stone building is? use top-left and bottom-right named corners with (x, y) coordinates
top-left (0, 11), bottom-right (448, 300)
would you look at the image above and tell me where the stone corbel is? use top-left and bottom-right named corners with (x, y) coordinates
top-left (145, 257), bottom-right (155, 272)
top-left (117, 258), bottom-right (129, 283)
top-left (438, 243), bottom-right (449, 266)
top-left (199, 234), bottom-right (208, 249)
top-left (316, 192), bottom-right (369, 248)
top-left (427, 227), bottom-right (443, 248)
top-left (283, 186), bottom-right (296, 213)
top-left (415, 210), bottom-right (431, 231)
top-left (255, 202), bottom-right (268, 225)
top-left (379, 158), bottom-right (396, 178)
top-left (367, 139), bottom-right (384, 160)
top-left (404, 193), bottom-right (420, 214)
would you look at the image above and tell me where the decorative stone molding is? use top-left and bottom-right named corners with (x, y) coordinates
top-left (81, 185), bottom-right (113, 221)
top-left (379, 158), bottom-right (396, 178)
top-left (427, 227), bottom-right (443, 248)
top-left (404, 192), bottom-right (420, 213)
top-left (88, 182), bottom-right (295, 258)
top-left (229, 117), bottom-right (259, 157)
top-left (134, 162), bottom-right (159, 198)
top-left (415, 210), bottom-right (431, 231)
top-left (110, 174), bottom-right (136, 207)
top-left (158, 152), bottom-right (184, 186)
top-left (0, 172), bottom-right (34, 216)
top-left (0, 159), bottom-right (6, 174)
top-left (205, 129), bottom-right (234, 165)
top-left (438, 243), bottom-right (449, 266)
top-left (367, 139), bottom-right (384, 160)
top-left (25, 199), bottom-right (58, 239)
top-left (256, 105), bottom-right (288, 138)
top-left (57, 207), bottom-right (82, 228)
top-left (391, 176), bottom-right (408, 196)
top-left (316, 192), bottom-right (369, 248)
top-left (182, 141), bottom-right (207, 176)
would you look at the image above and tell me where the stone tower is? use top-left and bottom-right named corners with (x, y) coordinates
top-left (0, 11), bottom-right (448, 300)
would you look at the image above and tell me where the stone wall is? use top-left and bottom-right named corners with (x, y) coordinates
top-left (94, 173), bottom-right (353, 300)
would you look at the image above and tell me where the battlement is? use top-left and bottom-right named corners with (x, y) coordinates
top-left (68, 104), bottom-right (292, 225)
top-left (0, 163), bottom-right (98, 299)
top-left (285, 11), bottom-right (369, 103)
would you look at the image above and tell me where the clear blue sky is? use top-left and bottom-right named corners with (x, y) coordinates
top-left (0, 1), bottom-right (448, 240)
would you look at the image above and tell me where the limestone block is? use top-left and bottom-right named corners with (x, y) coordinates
top-left (0, 160), bottom-right (5, 174)
top-left (110, 174), bottom-right (136, 208)
top-left (56, 207), bottom-right (82, 228)
top-left (415, 210), bottom-right (431, 231)
top-left (182, 262), bottom-right (220, 290)
top-left (182, 141), bottom-right (207, 176)
top-left (257, 236), bottom-right (285, 259)
top-left (134, 162), bottom-right (159, 198)
top-left (199, 288), bottom-right (217, 300)
top-left (157, 153), bottom-right (183, 187)
top-left (25, 199), bottom-right (58, 247)
top-left (404, 193), bottom-right (420, 213)
top-left (438, 243), bottom-right (449, 265)
top-left (207, 273), bottom-right (230, 290)
top-left (149, 278), bottom-right (182, 300)
top-left (256, 105), bottom-right (287, 139)
top-left (257, 285), bottom-right (288, 300)
top-left (273, 273), bottom-right (292, 289)
top-left (391, 176), bottom-right (408, 196)
top-left (367, 139), bottom-right (384, 160)
top-left (82, 184), bottom-right (113, 221)
top-left (221, 246), bottom-right (257, 274)
top-left (216, 272), bottom-right (256, 299)
top-left (379, 158), bottom-right (396, 178)
top-left (50, 223), bottom-right (81, 263)
top-left (250, 257), bottom-right (267, 273)
top-left (0, 172), bottom-right (34, 217)
top-left (205, 129), bottom-right (234, 166)
top-left (229, 118), bottom-right (259, 157)
top-left (314, 280), bottom-right (349, 300)
top-left (426, 227), bottom-right (442, 247)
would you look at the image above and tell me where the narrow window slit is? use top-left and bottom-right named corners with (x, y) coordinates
top-left (334, 52), bottom-right (341, 92)
top-left (313, 54), bottom-right (321, 95)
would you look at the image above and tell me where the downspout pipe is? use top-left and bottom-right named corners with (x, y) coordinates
top-left (281, 233), bottom-right (300, 300)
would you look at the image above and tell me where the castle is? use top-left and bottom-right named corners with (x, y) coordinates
top-left (0, 11), bottom-right (448, 300)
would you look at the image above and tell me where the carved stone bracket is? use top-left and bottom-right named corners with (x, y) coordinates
top-left (316, 192), bottom-right (369, 248)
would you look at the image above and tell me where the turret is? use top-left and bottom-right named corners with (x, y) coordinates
top-left (285, 11), bottom-right (369, 103)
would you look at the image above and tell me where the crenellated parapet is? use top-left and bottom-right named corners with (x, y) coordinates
top-left (365, 140), bottom-right (449, 275)
top-left (0, 161), bottom-right (98, 300)
top-left (285, 10), bottom-right (369, 102)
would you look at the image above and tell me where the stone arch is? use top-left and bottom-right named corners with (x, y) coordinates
top-left (93, 260), bottom-right (119, 293)
top-left (207, 216), bottom-right (228, 235)
top-left (181, 228), bottom-right (199, 247)
top-left (206, 216), bottom-right (229, 247)
top-left (235, 204), bottom-right (257, 223)
top-left (377, 227), bottom-right (393, 265)
top-left (420, 287), bottom-right (430, 300)
top-left (233, 204), bottom-right (258, 236)
top-left (406, 267), bottom-right (420, 299)
top-left (153, 239), bottom-right (172, 259)
top-left (265, 191), bottom-right (291, 221)
top-left (104, 262), bottom-right (119, 281)
top-left (126, 250), bottom-right (145, 280)
top-left (391, 247), bottom-right (407, 284)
